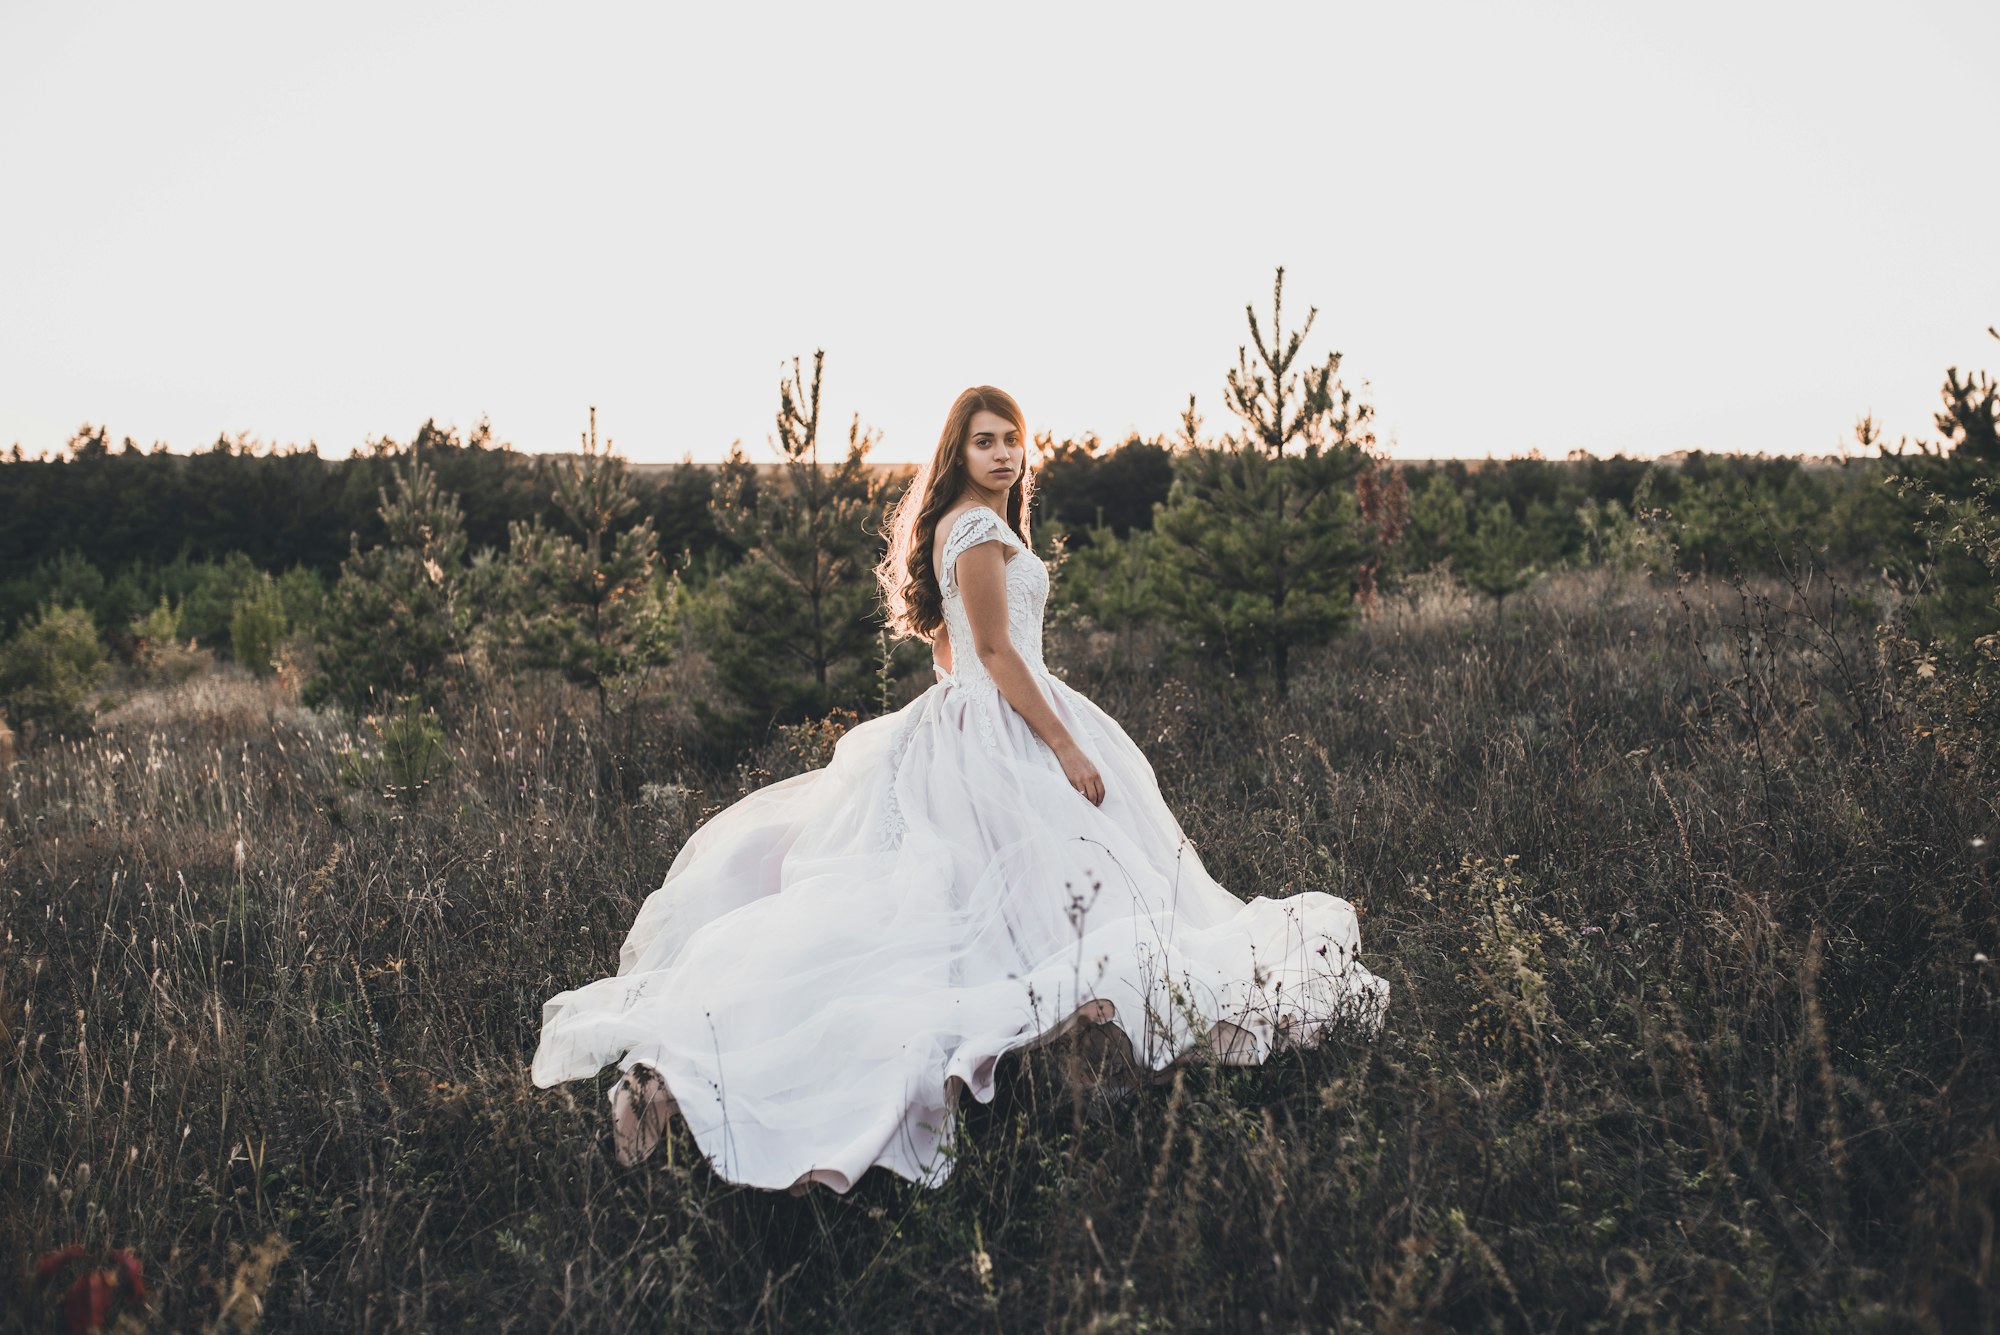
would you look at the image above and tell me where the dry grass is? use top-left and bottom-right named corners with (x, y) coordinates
top-left (2, 566), bottom-right (1995, 1332)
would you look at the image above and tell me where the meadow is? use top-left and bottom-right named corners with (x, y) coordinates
top-left (4, 560), bottom-right (1993, 1332)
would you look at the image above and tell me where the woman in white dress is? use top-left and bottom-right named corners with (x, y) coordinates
top-left (530, 385), bottom-right (1389, 1193)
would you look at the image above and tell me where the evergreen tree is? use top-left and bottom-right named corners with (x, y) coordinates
top-left (305, 456), bottom-right (476, 717)
top-left (1049, 519), bottom-right (1165, 673)
top-left (699, 350), bottom-right (899, 739)
top-left (228, 574), bottom-right (289, 677)
top-left (1404, 471), bottom-right (1469, 570)
top-left (1936, 329), bottom-right (2000, 462)
top-left (1150, 268), bottom-right (1383, 697)
top-left (1576, 470), bottom-right (1677, 575)
top-left (1458, 499), bottom-right (1542, 614)
top-left (127, 593), bottom-right (207, 685)
top-left (1034, 433), bottom-right (1176, 542)
top-left (501, 407), bottom-right (663, 719)
top-left (1890, 326), bottom-right (2000, 646)
top-left (0, 603), bottom-right (107, 738)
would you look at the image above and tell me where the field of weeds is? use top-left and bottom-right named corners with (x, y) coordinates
top-left (3, 567), bottom-right (1996, 1332)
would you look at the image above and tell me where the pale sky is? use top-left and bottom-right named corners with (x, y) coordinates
top-left (2, 1), bottom-right (1996, 466)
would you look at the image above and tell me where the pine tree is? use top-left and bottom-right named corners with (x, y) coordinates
top-left (700, 350), bottom-right (900, 739)
top-left (1936, 330), bottom-right (2000, 461)
top-left (228, 574), bottom-right (288, 677)
top-left (305, 456), bottom-right (476, 717)
top-left (0, 603), bottom-right (108, 738)
top-left (501, 407), bottom-right (663, 719)
top-left (1457, 499), bottom-right (1542, 614)
top-left (1150, 268), bottom-right (1386, 697)
top-left (1891, 325), bottom-right (2000, 647)
top-left (1404, 471), bottom-right (1470, 570)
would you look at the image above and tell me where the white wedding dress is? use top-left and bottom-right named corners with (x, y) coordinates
top-left (531, 505), bottom-right (1389, 1192)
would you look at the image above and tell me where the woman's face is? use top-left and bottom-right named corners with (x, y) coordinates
top-left (963, 408), bottom-right (1022, 494)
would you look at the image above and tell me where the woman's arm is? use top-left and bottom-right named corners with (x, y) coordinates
top-left (955, 540), bottom-right (1105, 804)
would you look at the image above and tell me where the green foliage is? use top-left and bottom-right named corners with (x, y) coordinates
top-left (1575, 471), bottom-right (1678, 575)
top-left (0, 602), bottom-right (108, 737)
top-left (1033, 433), bottom-right (1176, 542)
top-left (1884, 458), bottom-right (2000, 771)
top-left (1149, 268), bottom-right (1382, 696)
top-left (1400, 470), bottom-right (1468, 572)
top-left (0, 549), bottom-right (336, 684)
top-left (273, 565), bottom-right (330, 640)
top-left (1902, 475), bottom-right (2000, 650)
top-left (499, 408), bottom-right (664, 716)
top-left (0, 418), bottom-right (558, 588)
top-left (126, 594), bottom-right (210, 685)
top-left (1880, 331), bottom-right (2000, 651)
top-left (1931, 331), bottom-right (2000, 462)
top-left (1047, 521), bottom-right (1167, 676)
top-left (1660, 459), bottom-right (1823, 573)
top-left (336, 694), bottom-right (454, 804)
top-left (174, 551), bottom-right (269, 650)
top-left (1051, 521), bottom-right (1165, 632)
top-left (128, 593), bottom-right (179, 647)
top-left (1457, 499), bottom-right (1544, 607)
top-left (698, 351), bottom-right (905, 743)
top-left (0, 416), bottom-right (792, 609)
top-left (0, 549), bottom-right (106, 640)
top-left (305, 456), bottom-right (479, 718)
top-left (1153, 442), bottom-right (1371, 693)
top-left (228, 574), bottom-right (290, 677)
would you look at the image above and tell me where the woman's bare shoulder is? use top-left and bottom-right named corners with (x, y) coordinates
top-left (937, 503), bottom-right (979, 533)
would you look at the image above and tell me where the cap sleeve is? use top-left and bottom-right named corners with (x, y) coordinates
top-left (939, 508), bottom-right (1013, 596)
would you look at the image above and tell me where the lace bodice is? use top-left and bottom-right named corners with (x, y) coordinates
top-left (878, 505), bottom-right (1067, 849)
top-left (934, 507), bottom-right (1049, 687)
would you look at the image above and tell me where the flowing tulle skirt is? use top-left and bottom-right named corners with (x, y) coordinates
top-left (531, 667), bottom-right (1389, 1192)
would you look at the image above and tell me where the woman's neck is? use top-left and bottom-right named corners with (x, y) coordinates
top-left (957, 481), bottom-right (1012, 514)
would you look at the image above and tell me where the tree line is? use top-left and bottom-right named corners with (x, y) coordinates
top-left (3, 268), bottom-right (1995, 762)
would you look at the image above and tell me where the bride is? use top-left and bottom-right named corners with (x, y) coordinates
top-left (530, 385), bottom-right (1389, 1192)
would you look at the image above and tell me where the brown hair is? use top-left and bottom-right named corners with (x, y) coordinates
top-left (875, 385), bottom-right (1034, 641)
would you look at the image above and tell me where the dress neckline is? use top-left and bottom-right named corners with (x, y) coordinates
top-left (935, 507), bottom-right (1022, 584)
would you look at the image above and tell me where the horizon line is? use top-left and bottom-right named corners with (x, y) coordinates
top-left (5, 434), bottom-right (1900, 469)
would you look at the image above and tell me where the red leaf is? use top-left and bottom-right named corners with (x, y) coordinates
top-left (62, 1270), bottom-right (113, 1334)
top-left (108, 1248), bottom-right (148, 1304)
top-left (33, 1244), bottom-right (86, 1288)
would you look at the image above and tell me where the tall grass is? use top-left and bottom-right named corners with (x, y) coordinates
top-left (2, 566), bottom-right (1994, 1331)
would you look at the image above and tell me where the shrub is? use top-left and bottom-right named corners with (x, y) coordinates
top-left (0, 549), bottom-right (104, 640)
top-left (0, 602), bottom-right (108, 738)
top-left (273, 565), bottom-right (330, 640)
top-left (175, 551), bottom-right (270, 650)
top-left (127, 594), bottom-right (209, 685)
top-left (336, 694), bottom-right (454, 804)
top-left (229, 576), bottom-right (289, 677)
top-left (1574, 474), bottom-right (1677, 576)
top-left (1883, 468), bottom-right (2000, 773)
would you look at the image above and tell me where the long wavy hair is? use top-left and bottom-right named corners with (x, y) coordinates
top-left (875, 385), bottom-right (1035, 642)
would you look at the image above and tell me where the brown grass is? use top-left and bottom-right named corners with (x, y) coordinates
top-left (2, 566), bottom-right (1995, 1331)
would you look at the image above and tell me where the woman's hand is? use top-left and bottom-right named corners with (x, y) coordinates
top-left (1058, 742), bottom-right (1104, 806)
